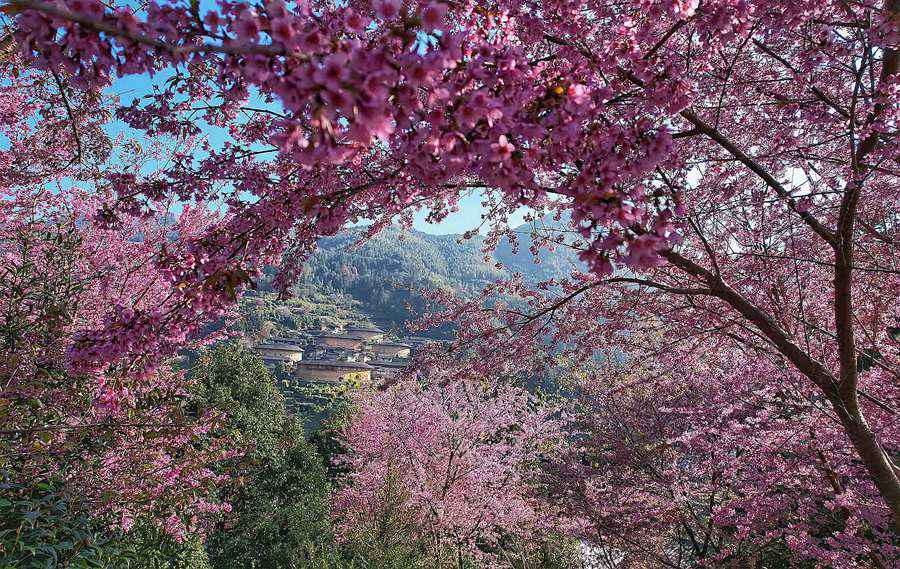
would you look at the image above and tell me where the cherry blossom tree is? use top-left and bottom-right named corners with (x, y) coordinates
top-left (333, 375), bottom-right (566, 566)
top-left (0, 65), bottom-right (235, 539)
top-left (551, 348), bottom-right (898, 566)
top-left (0, 187), bottom-right (237, 537)
top-left (3, 0), bottom-right (899, 561)
top-left (405, 262), bottom-right (897, 565)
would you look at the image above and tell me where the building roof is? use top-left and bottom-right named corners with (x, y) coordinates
top-left (297, 359), bottom-right (373, 370)
top-left (255, 343), bottom-right (304, 351)
top-left (374, 342), bottom-right (412, 349)
top-left (316, 333), bottom-right (361, 340)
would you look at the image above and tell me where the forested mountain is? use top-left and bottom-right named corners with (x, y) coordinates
top-left (252, 224), bottom-right (583, 333)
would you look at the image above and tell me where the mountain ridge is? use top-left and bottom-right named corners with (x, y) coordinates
top-left (286, 223), bottom-right (583, 331)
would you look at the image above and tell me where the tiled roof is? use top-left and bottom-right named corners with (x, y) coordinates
top-left (255, 343), bottom-right (304, 351)
top-left (297, 359), bottom-right (372, 370)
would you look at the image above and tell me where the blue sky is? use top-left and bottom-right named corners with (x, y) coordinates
top-left (104, 71), bottom-right (526, 236)
top-left (0, 0), bottom-right (530, 236)
top-left (409, 192), bottom-right (529, 235)
top-left (87, 0), bottom-right (513, 236)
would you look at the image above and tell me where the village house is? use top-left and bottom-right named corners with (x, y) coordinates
top-left (254, 342), bottom-right (304, 369)
top-left (368, 357), bottom-right (410, 381)
top-left (329, 347), bottom-right (370, 362)
top-left (304, 344), bottom-right (326, 359)
top-left (371, 342), bottom-right (411, 359)
top-left (344, 324), bottom-right (385, 342)
top-left (402, 336), bottom-right (438, 352)
top-left (294, 359), bottom-right (373, 384)
top-left (315, 333), bottom-right (364, 350)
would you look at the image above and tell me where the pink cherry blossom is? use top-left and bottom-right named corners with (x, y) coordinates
top-left (6, 0), bottom-right (900, 560)
top-left (334, 374), bottom-right (567, 564)
top-left (374, 0), bottom-right (402, 21)
top-left (420, 2), bottom-right (448, 30)
top-left (491, 134), bottom-right (515, 162)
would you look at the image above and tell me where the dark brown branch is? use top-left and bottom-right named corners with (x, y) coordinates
top-left (49, 68), bottom-right (83, 166)
top-left (678, 108), bottom-right (838, 245)
top-left (10, 0), bottom-right (289, 57)
top-left (752, 39), bottom-right (852, 119)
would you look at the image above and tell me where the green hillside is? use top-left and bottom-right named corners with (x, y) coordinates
top-left (242, 222), bottom-right (582, 339)
top-left (274, 224), bottom-right (582, 333)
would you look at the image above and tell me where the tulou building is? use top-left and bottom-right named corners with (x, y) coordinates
top-left (294, 359), bottom-right (373, 384)
top-left (371, 342), bottom-right (412, 359)
top-left (315, 333), bottom-right (365, 351)
top-left (254, 342), bottom-right (304, 369)
top-left (253, 323), bottom-right (420, 387)
top-left (344, 324), bottom-right (385, 342)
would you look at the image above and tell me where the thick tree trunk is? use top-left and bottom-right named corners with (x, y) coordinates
top-left (829, 392), bottom-right (900, 534)
top-left (663, 249), bottom-right (900, 533)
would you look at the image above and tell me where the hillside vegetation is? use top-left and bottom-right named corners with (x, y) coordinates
top-left (260, 224), bottom-right (583, 332)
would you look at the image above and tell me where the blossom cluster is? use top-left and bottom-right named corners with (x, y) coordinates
top-left (334, 375), bottom-right (566, 564)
